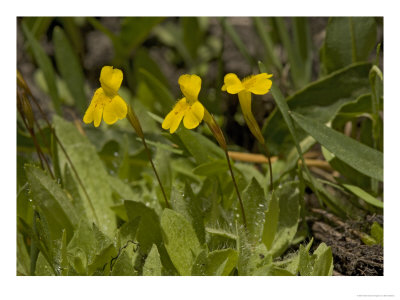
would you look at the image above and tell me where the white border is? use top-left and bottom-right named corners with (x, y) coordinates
top-left (3, 1), bottom-right (400, 299)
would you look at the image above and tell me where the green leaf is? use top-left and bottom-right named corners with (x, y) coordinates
top-left (242, 178), bottom-right (267, 244)
top-left (52, 229), bottom-right (69, 275)
top-left (63, 164), bottom-right (86, 220)
top-left (269, 181), bottom-right (300, 258)
top-left (182, 17), bottom-right (204, 60)
top-left (262, 190), bottom-right (279, 250)
top-left (53, 26), bottom-right (86, 114)
top-left (17, 182), bottom-right (33, 225)
top-left (275, 17), bottom-right (311, 89)
top-left (322, 17), bottom-right (377, 73)
top-left (17, 233), bottom-right (30, 275)
top-left (253, 17), bottom-right (282, 72)
top-left (237, 224), bottom-right (272, 276)
top-left (22, 21), bottom-right (61, 114)
top-left (154, 148), bottom-right (172, 204)
top-left (118, 218), bottom-right (141, 246)
top-left (370, 222), bottom-right (383, 246)
top-left (290, 112), bottom-right (383, 181)
top-left (134, 47), bottom-right (169, 87)
top-left (298, 238), bottom-right (315, 276)
top-left (53, 116), bottom-right (117, 236)
top-left (192, 248), bottom-right (238, 276)
top-left (177, 128), bottom-right (225, 165)
top-left (138, 68), bottom-right (175, 113)
top-left (192, 159), bottom-right (227, 176)
top-left (111, 251), bottom-right (137, 276)
top-left (342, 184), bottom-right (383, 209)
top-left (322, 142), bottom-right (371, 190)
top-left (143, 244), bottom-right (163, 276)
top-left (35, 253), bottom-right (54, 276)
top-left (205, 227), bottom-right (237, 241)
top-left (116, 17), bottom-right (164, 60)
top-left (67, 221), bottom-right (116, 275)
top-left (221, 18), bottom-right (255, 67)
top-left (124, 200), bottom-right (162, 254)
top-left (160, 209), bottom-right (202, 276)
top-left (260, 62), bottom-right (322, 204)
top-left (152, 21), bottom-right (193, 67)
top-left (263, 62), bottom-right (371, 156)
top-left (23, 17), bottom-right (53, 40)
top-left (25, 165), bottom-right (79, 242)
top-left (312, 243), bottom-right (333, 276)
top-left (171, 183), bottom-right (205, 244)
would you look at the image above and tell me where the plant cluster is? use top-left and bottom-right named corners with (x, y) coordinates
top-left (17, 17), bottom-right (383, 276)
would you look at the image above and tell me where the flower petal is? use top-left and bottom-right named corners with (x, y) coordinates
top-left (242, 73), bottom-right (273, 95)
top-left (162, 98), bottom-right (187, 133)
top-left (83, 88), bottom-right (107, 125)
top-left (183, 101), bottom-right (204, 129)
top-left (178, 74), bottom-right (201, 104)
top-left (100, 66), bottom-right (123, 95)
top-left (83, 101), bottom-right (95, 124)
top-left (103, 95), bottom-right (128, 125)
top-left (93, 105), bottom-right (103, 127)
top-left (223, 73), bottom-right (244, 94)
top-left (238, 91), bottom-right (264, 143)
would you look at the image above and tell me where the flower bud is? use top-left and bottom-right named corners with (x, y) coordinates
top-left (127, 104), bottom-right (144, 139)
top-left (203, 109), bottom-right (227, 150)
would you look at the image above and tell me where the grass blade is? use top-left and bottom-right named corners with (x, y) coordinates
top-left (22, 21), bottom-right (61, 114)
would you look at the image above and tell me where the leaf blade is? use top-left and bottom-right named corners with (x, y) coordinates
top-left (290, 112), bottom-right (383, 181)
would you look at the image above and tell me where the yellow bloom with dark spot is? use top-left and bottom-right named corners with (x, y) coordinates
top-left (222, 73), bottom-right (273, 144)
top-left (162, 74), bottom-right (205, 134)
top-left (83, 66), bottom-right (128, 127)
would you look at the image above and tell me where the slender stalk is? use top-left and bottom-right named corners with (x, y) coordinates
top-left (55, 135), bottom-right (100, 224)
top-left (17, 96), bottom-right (55, 179)
top-left (141, 136), bottom-right (170, 209)
top-left (127, 105), bottom-right (170, 208)
top-left (202, 109), bottom-right (247, 228)
top-left (261, 141), bottom-right (274, 191)
top-left (18, 73), bottom-right (99, 224)
top-left (225, 150), bottom-right (247, 228)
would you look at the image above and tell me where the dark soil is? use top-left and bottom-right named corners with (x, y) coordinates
top-left (309, 208), bottom-right (383, 276)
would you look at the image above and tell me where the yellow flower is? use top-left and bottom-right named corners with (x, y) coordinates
top-left (162, 74), bottom-right (205, 134)
top-left (222, 73), bottom-right (273, 95)
top-left (83, 66), bottom-right (128, 127)
top-left (222, 73), bottom-right (273, 144)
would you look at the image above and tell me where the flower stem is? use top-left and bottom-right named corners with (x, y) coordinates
top-left (141, 135), bottom-right (170, 209)
top-left (261, 141), bottom-right (274, 191)
top-left (203, 109), bottom-right (247, 228)
top-left (225, 150), bottom-right (247, 228)
top-left (127, 105), bottom-right (170, 208)
top-left (17, 72), bottom-right (100, 225)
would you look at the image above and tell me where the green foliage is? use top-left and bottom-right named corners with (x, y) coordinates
top-left (53, 26), bottom-right (86, 114)
top-left (262, 190), bottom-right (279, 250)
top-left (160, 209), bottom-right (202, 275)
top-left (143, 245), bottom-right (163, 276)
top-left (242, 178), bottom-right (267, 244)
top-left (25, 165), bottom-right (79, 242)
top-left (268, 181), bottom-right (300, 258)
top-left (322, 17), bottom-right (377, 74)
top-left (22, 21), bottom-right (61, 114)
top-left (53, 116), bottom-right (117, 237)
top-left (290, 111), bottom-right (383, 182)
top-left (263, 62), bottom-right (372, 156)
